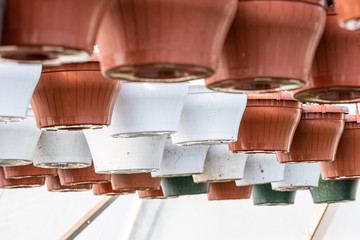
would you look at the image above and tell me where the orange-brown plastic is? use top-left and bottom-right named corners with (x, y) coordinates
top-left (335, 0), bottom-right (360, 24)
top-left (46, 175), bottom-right (91, 192)
top-left (111, 173), bottom-right (161, 191)
top-left (0, 168), bottom-right (45, 188)
top-left (137, 187), bottom-right (168, 199)
top-left (207, 182), bottom-right (252, 201)
top-left (92, 182), bottom-right (135, 196)
top-left (3, 165), bottom-right (57, 179)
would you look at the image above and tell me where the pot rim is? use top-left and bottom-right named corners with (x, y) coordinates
top-left (302, 105), bottom-right (349, 113)
top-left (41, 61), bottom-right (100, 73)
top-left (238, 0), bottom-right (327, 8)
top-left (248, 92), bottom-right (298, 101)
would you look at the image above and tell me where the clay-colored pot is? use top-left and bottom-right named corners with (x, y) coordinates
top-left (111, 173), bottom-right (161, 191)
top-left (207, 182), bottom-right (252, 201)
top-left (277, 105), bottom-right (347, 163)
top-left (46, 175), bottom-right (91, 192)
top-left (334, 0), bottom-right (360, 30)
top-left (161, 176), bottom-right (209, 197)
top-left (0, 0), bottom-right (110, 65)
top-left (92, 183), bottom-right (135, 196)
top-left (206, 0), bottom-right (326, 93)
top-left (252, 183), bottom-right (296, 206)
top-left (3, 165), bottom-right (57, 179)
top-left (229, 93), bottom-right (302, 153)
top-left (295, 7), bottom-right (360, 103)
top-left (31, 61), bottom-right (121, 130)
top-left (137, 187), bottom-right (173, 199)
top-left (0, 168), bottom-right (44, 189)
top-left (58, 164), bottom-right (110, 186)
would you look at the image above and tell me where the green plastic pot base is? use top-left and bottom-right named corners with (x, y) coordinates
top-left (273, 186), bottom-right (316, 192)
top-left (252, 183), bottom-right (296, 206)
top-left (161, 176), bottom-right (209, 197)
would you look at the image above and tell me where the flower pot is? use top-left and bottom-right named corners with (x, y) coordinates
top-left (294, 7), bottom-right (360, 103)
top-left (207, 182), bottom-right (252, 201)
top-left (0, 63), bottom-right (41, 121)
top-left (252, 183), bottom-right (296, 206)
top-left (310, 177), bottom-right (359, 203)
top-left (92, 183), bottom-right (135, 196)
top-left (0, 0), bottom-right (109, 65)
top-left (193, 144), bottom-right (247, 183)
top-left (271, 163), bottom-right (320, 191)
top-left (33, 131), bottom-right (92, 169)
top-left (46, 175), bottom-right (91, 192)
top-left (31, 61), bottom-right (121, 130)
top-left (137, 187), bottom-right (173, 199)
top-left (3, 165), bottom-right (57, 179)
top-left (235, 154), bottom-right (285, 186)
top-left (109, 82), bottom-right (188, 137)
top-left (277, 105), bottom-right (347, 163)
top-left (334, 0), bottom-right (360, 30)
top-left (206, 0), bottom-right (326, 93)
top-left (0, 109), bottom-right (42, 166)
top-left (111, 173), bottom-right (161, 191)
top-left (229, 93), bottom-right (302, 153)
top-left (151, 138), bottom-right (209, 178)
top-left (319, 115), bottom-right (360, 179)
top-left (161, 176), bottom-right (209, 197)
top-left (0, 168), bottom-right (44, 189)
top-left (97, 0), bottom-right (237, 82)
top-left (171, 85), bottom-right (247, 146)
top-left (58, 164), bottom-right (110, 186)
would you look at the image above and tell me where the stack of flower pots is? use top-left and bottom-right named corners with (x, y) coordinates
top-left (93, 182), bottom-right (135, 196)
top-left (46, 175), bottom-right (92, 192)
top-left (207, 182), bottom-right (252, 201)
top-left (111, 173), bottom-right (161, 191)
top-left (0, 167), bottom-right (45, 189)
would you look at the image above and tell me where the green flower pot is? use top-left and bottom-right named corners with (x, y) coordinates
top-left (161, 176), bottom-right (209, 197)
top-left (252, 183), bottom-right (296, 206)
top-left (310, 177), bottom-right (359, 204)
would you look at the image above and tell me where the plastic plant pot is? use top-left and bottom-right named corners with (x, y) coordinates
top-left (109, 82), bottom-right (188, 137)
top-left (137, 187), bottom-right (174, 199)
top-left (0, 168), bottom-right (44, 189)
top-left (252, 183), bottom-right (296, 206)
top-left (46, 175), bottom-right (91, 192)
top-left (161, 176), bottom-right (209, 197)
top-left (334, 0), bottom-right (360, 30)
top-left (58, 164), bottom-right (110, 186)
top-left (294, 6), bottom-right (360, 103)
top-left (207, 182), bottom-right (252, 201)
top-left (235, 154), bottom-right (285, 187)
top-left (111, 173), bottom-right (161, 191)
top-left (277, 105), bottom-right (347, 163)
top-left (271, 163), bottom-right (320, 191)
top-left (229, 93), bottom-right (302, 153)
top-left (310, 177), bottom-right (359, 203)
top-left (171, 85), bottom-right (247, 146)
top-left (0, 0), bottom-right (109, 65)
top-left (0, 63), bottom-right (41, 122)
top-left (97, 0), bottom-right (237, 82)
top-left (84, 128), bottom-right (166, 174)
top-left (193, 144), bottom-right (248, 183)
top-left (151, 137), bottom-right (209, 178)
top-left (92, 183), bottom-right (135, 196)
top-left (0, 109), bottom-right (42, 166)
top-left (206, 0), bottom-right (326, 93)
top-left (3, 165), bottom-right (57, 179)
top-left (31, 60), bottom-right (121, 130)
top-left (33, 131), bottom-right (92, 169)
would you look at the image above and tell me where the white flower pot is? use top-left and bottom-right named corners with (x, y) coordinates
top-left (33, 131), bottom-right (92, 169)
top-left (271, 163), bottom-right (320, 191)
top-left (171, 85), bottom-right (247, 146)
top-left (235, 154), bottom-right (285, 186)
top-left (151, 137), bottom-right (209, 178)
top-left (109, 82), bottom-right (188, 138)
top-left (0, 109), bottom-right (41, 166)
top-left (193, 144), bottom-right (248, 183)
top-left (0, 63), bottom-right (41, 121)
top-left (83, 128), bottom-right (166, 174)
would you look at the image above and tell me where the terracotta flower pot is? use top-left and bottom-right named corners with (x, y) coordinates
top-left (0, 168), bottom-right (44, 189)
top-left (84, 128), bottom-right (166, 174)
top-left (137, 187), bottom-right (173, 199)
top-left (46, 175), bottom-right (91, 192)
top-left (151, 137), bottom-right (209, 178)
top-left (171, 85), bottom-right (247, 146)
top-left (58, 164), bottom-right (110, 186)
top-left (236, 154), bottom-right (285, 187)
top-left (193, 144), bottom-right (247, 183)
top-left (33, 131), bottom-right (92, 169)
top-left (310, 177), bottom-right (359, 203)
top-left (0, 0), bottom-right (110, 65)
top-left (229, 93), bottom-right (302, 153)
top-left (0, 63), bottom-right (41, 121)
top-left (31, 61), bottom-right (121, 130)
top-left (319, 115), bottom-right (360, 179)
top-left (97, 0), bottom-right (237, 82)
top-left (111, 173), bottom-right (161, 191)
top-left (271, 163), bottom-right (320, 191)
top-left (277, 105), bottom-right (347, 163)
top-left (0, 109), bottom-right (42, 166)
top-left (207, 182), bottom-right (252, 201)
top-left (252, 183), bottom-right (296, 206)
top-left (294, 7), bottom-right (360, 103)
top-left (93, 183), bottom-right (135, 196)
top-left (161, 176), bottom-right (209, 197)
top-left (334, 0), bottom-right (360, 30)
top-left (3, 165), bottom-right (56, 179)
top-left (206, 0), bottom-right (326, 93)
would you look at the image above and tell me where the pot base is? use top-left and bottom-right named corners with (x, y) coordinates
top-left (233, 150), bottom-right (287, 154)
top-left (294, 87), bottom-right (360, 103)
top-left (63, 180), bottom-right (109, 186)
top-left (341, 19), bottom-right (360, 31)
top-left (49, 188), bottom-right (91, 193)
top-left (174, 139), bottom-right (234, 146)
top-left (96, 168), bottom-right (159, 174)
top-left (34, 162), bottom-right (91, 169)
top-left (254, 202), bottom-right (294, 206)
top-left (105, 63), bottom-right (214, 82)
top-left (273, 186), bottom-right (316, 191)
top-left (0, 116), bottom-right (25, 122)
top-left (112, 131), bottom-right (175, 138)
top-left (2, 184), bottom-right (43, 189)
top-left (41, 124), bottom-right (106, 131)
top-left (0, 159), bottom-right (32, 166)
